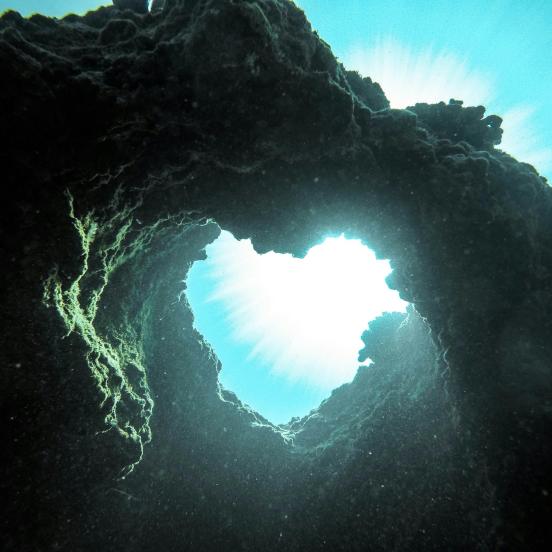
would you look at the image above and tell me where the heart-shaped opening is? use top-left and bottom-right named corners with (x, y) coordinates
top-left (186, 229), bottom-right (408, 424)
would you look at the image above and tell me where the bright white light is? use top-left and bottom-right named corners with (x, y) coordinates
top-left (345, 37), bottom-right (494, 109)
top-left (343, 37), bottom-right (552, 176)
top-left (200, 231), bottom-right (407, 390)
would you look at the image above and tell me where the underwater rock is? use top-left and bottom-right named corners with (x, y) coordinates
top-left (113, 0), bottom-right (149, 13)
top-left (1, 0), bottom-right (551, 550)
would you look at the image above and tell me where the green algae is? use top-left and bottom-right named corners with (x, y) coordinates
top-left (43, 190), bottom-right (157, 476)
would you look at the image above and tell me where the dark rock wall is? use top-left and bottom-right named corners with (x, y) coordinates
top-left (1, 0), bottom-right (551, 550)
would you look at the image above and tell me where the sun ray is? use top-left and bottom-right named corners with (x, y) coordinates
top-left (188, 231), bottom-right (407, 395)
top-left (343, 36), bottom-right (551, 178)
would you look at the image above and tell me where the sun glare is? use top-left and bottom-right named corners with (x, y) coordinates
top-left (343, 37), bottom-right (552, 177)
top-left (186, 230), bottom-right (407, 418)
top-left (345, 37), bottom-right (494, 109)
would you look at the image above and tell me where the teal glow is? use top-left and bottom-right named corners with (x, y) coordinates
top-left (186, 232), bottom-right (407, 424)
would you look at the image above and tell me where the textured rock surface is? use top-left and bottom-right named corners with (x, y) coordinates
top-left (1, 0), bottom-right (551, 550)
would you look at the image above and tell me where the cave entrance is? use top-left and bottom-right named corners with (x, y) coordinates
top-left (186, 229), bottom-right (407, 424)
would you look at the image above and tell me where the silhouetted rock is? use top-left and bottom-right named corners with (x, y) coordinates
top-left (1, 1), bottom-right (551, 551)
top-left (113, 0), bottom-right (148, 13)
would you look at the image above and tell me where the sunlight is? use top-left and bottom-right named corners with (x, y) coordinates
top-left (188, 231), bottom-right (407, 393)
top-left (344, 36), bottom-right (552, 176)
top-left (345, 37), bottom-right (494, 109)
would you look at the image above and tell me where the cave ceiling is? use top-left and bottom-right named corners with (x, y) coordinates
top-left (2, 1), bottom-right (552, 550)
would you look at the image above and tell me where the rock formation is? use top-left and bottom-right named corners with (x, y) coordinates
top-left (1, 0), bottom-right (551, 550)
